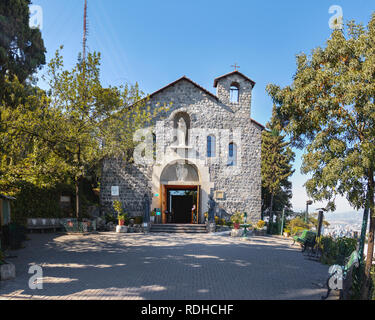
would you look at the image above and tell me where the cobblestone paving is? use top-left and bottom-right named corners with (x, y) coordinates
top-left (0, 232), bottom-right (329, 300)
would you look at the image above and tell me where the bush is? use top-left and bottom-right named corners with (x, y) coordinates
top-left (230, 212), bottom-right (244, 225)
top-left (256, 220), bottom-right (265, 230)
top-left (113, 200), bottom-right (124, 216)
top-left (287, 217), bottom-right (311, 236)
top-left (317, 236), bottom-right (358, 265)
top-left (105, 214), bottom-right (117, 224)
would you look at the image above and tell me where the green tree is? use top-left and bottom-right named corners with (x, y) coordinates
top-left (0, 0), bottom-right (46, 88)
top-left (0, 0), bottom-right (47, 190)
top-left (267, 15), bottom-right (375, 298)
top-left (261, 106), bottom-right (295, 232)
top-left (3, 48), bottom-right (167, 218)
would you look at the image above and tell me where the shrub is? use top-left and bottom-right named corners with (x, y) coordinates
top-left (105, 214), bottom-right (117, 224)
top-left (230, 212), bottom-right (244, 225)
top-left (113, 201), bottom-right (124, 216)
top-left (256, 220), bottom-right (265, 230)
top-left (226, 221), bottom-right (233, 227)
top-left (317, 236), bottom-right (358, 265)
top-left (287, 217), bottom-right (311, 236)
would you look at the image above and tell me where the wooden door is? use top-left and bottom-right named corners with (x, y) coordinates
top-left (161, 185), bottom-right (167, 224)
top-left (196, 186), bottom-right (200, 224)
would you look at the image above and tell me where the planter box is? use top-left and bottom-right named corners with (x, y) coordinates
top-left (116, 225), bottom-right (128, 233)
top-left (255, 229), bottom-right (266, 236)
top-left (0, 262), bottom-right (16, 281)
top-left (231, 229), bottom-right (244, 237)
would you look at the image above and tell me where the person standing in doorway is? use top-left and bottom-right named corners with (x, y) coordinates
top-left (192, 205), bottom-right (197, 224)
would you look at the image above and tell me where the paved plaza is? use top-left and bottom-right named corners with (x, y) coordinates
top-left (0, 232), bottom-right (329, 300)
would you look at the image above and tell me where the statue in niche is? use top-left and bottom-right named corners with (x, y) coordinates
top-left (143, 193), bottom-right (150, 223)
top-left (176, 117), bottom-right (187, 146)
top-left (176, 163), bottom-right (188, 181)
top-left (208, 194), bottom-right (216, 223)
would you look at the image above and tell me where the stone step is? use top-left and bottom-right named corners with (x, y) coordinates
top-left (150, 230), bottom-right (207, 234)
top-left (150, 224), bottom-right (207, 233)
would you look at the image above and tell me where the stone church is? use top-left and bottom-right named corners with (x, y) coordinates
top-left (100, 70), bottom-right (264, 224)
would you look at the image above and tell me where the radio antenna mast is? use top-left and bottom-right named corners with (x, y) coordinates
top-left (83, 0), bottom-right (88, 63)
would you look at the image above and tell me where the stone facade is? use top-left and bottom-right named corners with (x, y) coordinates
top-left (100, 71), bottom-right (263, 224)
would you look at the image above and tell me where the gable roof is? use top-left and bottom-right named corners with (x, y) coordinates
top-left (143, 74), bottom-right (264, 129)
top-left (147, 76), bottom-right (218, 101)
top-left (213, 70), bottom-right (256, 88)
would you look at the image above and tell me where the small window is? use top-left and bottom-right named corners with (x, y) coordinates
top-left (152, 133), bottom-right (157, 159)
top-left (228, 143), bottom-right (237, 166)
top-left (230, 83), bottom-right (239, 103)
top-left (207, 135), bottom-right (216, 158)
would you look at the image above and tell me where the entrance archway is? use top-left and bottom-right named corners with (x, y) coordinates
top-left (159, 161), bottom-right (200, 224)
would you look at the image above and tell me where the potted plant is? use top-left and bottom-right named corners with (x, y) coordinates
top-left (254, 220), bottom-right (267, 236)
top-left (204, 212), bottom-right (208, 224)
top-left (283, 228), bottom-right (291, 238)
top-left (150, 211), bottom-right (156, 223)
top-left (118, 214), bottom-right (126, 226)
top-left (113, 200), bottom-right (128, 225)
top-left (230, 212), bottom-right (244, 230)
top-left (214, 216), bottom-right (219, 225)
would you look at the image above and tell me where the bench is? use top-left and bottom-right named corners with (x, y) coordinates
top-left (292, 230), bottom-right (317, 252)
top-left (27, 218), bottom-right (62, 233)
top-left (61, 219), bottom-right (97, 233)
top-left (322, 250), bottom-right (360, 300)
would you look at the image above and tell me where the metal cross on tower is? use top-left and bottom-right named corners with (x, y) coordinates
top-left (231, 63), bottom-right (240, 71)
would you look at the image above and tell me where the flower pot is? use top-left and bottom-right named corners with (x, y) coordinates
top-left (116, 225), bottom-right (128, 233)
top-left (119, 220), bottom-right (125, 226)
top-left (150, 216), bottom-right (155, 223)
top-left (234, 223), bottom-right (240, 230)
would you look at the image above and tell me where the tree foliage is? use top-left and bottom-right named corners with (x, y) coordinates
top-left (0, 0), bottom-right (46, 87)
top-left (1, 47), bottom-right (168, 218)
top-left (261, 106), bottom-right (295, 217)
top-left (266, 14), bottom-right (375, 297)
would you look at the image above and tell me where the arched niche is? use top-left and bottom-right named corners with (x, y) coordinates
top-left (172, 112), bottom-right (190, 146)
top-left (160, 161), bottom-right (199, 184)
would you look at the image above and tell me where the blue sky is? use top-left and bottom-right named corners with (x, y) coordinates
top-left (31, 0), bottom-right (375, 214)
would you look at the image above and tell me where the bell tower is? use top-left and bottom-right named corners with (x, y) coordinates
top-left (213, 70), bottom-right (255, 115)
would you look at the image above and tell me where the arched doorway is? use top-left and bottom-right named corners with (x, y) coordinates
top-left (159, 161), bottom-right (200, 224)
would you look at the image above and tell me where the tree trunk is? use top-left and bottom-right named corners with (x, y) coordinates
top-left (362, 170), bottom-right (375, 299)
top-left (75, 176), bottom-right (80, 220)
top-left (268, 193), bottom-right (274, 234)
